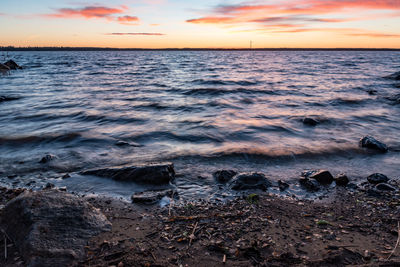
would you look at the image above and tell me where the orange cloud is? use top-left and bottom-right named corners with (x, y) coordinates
top-left (117, 15), bottom-right (139, 25)
top-left (187, 0), bottom-right (400, 38)
top-left (106, 32), bottom-right (165, 36)
top-left (45, 5), bottom-right (140, 25)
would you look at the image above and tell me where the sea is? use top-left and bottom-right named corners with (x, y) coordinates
top-left (0, 50), bottom-right (399, 201)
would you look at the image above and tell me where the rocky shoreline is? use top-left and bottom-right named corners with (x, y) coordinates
top-left (0, 171), bottom-right (400, 267)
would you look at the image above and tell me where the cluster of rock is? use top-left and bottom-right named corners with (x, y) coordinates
top-left (0, 59), bottom-right (22, 72)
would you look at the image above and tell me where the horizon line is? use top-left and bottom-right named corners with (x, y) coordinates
top-left (1, 46), bottom-right (400, 51)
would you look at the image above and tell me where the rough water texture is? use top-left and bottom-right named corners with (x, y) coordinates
top-left (0, 51), bottom-right (399, 200)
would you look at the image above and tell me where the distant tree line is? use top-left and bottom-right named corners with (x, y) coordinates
top-left (0, 46), bottom-right (399, 51)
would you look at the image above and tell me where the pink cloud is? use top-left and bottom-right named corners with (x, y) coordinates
top-left (44, 5), bottom-right (140, 25)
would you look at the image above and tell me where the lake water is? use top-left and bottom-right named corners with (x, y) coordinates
top-left (0, 51), bottom-right (399, 201)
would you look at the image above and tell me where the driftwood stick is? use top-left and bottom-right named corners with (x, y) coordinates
top-left (387, 221), bottom-right (400, 260)
top-left (188, 222), bottom-right (198, 247)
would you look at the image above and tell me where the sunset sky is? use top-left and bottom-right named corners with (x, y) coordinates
top-left (1, 0), bottom-right (400, 48)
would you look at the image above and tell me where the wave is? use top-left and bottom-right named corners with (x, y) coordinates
top-left (168, 145), bottom-right (375, 162)
top-left (127, 131), bottom-right (224, 143)
top-left (191, 79), bottom-right (259, 86)
top-left (182, 88), bottom-right (277, 96)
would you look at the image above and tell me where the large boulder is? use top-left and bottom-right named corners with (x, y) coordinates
top-left (359, 136), bottom-right (388, 153)
top-left (230, 172), bottom-right (272, 191)
top-left (81, 163), bottom-right (175, 185)
top-left (299, 178), bottom-right (320, 192)
top-left (384, 71), bottom-right (400, 80)
top-left (4, 59), bottom-right (22, 70)
top-left (0, 190), bottom-right (111, 266)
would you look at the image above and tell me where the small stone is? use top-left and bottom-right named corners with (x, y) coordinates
top-left (230, 172), bottom-right (272, 191)
top-left (335, 174), bottom-right (349, 186)
top-left (213, 170), bottom-right (237, 183)
top-left (359, 136), bottom-right (388, 153)
top-left (278, 180), bottom-right (289, 191)
top-left (62, 174), bottom-right (71, 179)
top-left (376, 183), bottom-right (396, 191)
top-left (303, 117), bottom-right (318, 126)
top-left (44, 183), bottom-right (55, 189)
top-left (299, 178), bottom-right (320, 192)
top-left (309, 170), bottom-right (334, 184)
top-left (367, 173), bottom-right (389, 184)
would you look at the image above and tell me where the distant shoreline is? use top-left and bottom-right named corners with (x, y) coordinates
top-left (1, 47), bottom-right (400, 52)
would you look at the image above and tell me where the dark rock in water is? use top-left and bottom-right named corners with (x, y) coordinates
top-left (395, 84), bottom-right (400, 88)
top-left (131, 189), bottom-right (177, 204)
top-left (366, 89), bottom-right (377, 95)
top-left (359, 136), bottom-right (388, 153)
top-left (62, 173), bottom-right (71, 179)
top-left (213, 170), bottom-right (237, 183)
top-left (4, 60), bottom-right (22, 70)
top-left (278, 180), bottom-right (289, 191)
top-left (0, 63), bottom-right (10, 71)
top-left (367, 173), bottom-right (389, 184)
top-left (44, 182), bottom-right (55, 189)
top-left (335, 174), bottom-right (349, 186)
top-left (81, 163), bottom-right (175, 185)
top-left (0, 95), bottom-right (20, 102)
top-left (376, 183), bottom-right (396, 191)
top-left (299, 178), bottom-right (320, 192)
top-left (384, 71), bottom-right (400, 80)
top-left (39, 154), bottom-right (58, 163)
top-left (115, 140), bottom-right (142, 147)
top-left (302, 117), bottom-right (318, 126)
top-left (307, 170), bottom-right (334, 184)
top-left (0, 190), bottom-right (111, 266)
top-left (230, 172), bottom-right (272, 191)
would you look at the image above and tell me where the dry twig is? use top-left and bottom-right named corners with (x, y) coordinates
top-left (387, 221), bottom-right (400, 260)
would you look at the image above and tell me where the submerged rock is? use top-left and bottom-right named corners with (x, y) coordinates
top-left (376, 183), bottom-right (396, 191)
top-left (384, 71), bottom-right (400, 80)
top-left (213, 170), bottom-right (237, 183)
top-left (367, 173), bottom-right (389, 184)
top-left (335, 174), bottom-right (350, 186)
top-left (0, 190), bottom-right (111, 266)
top-left (230, 172), bottom-right (272, 191)
top-left (4, 59), bottom-right (22, 70)
top-left (359, 136), bottom-right (388, 153)
top-left (115, 140), bottom-right (142, 147)
top-left (131, 189), bottom-right (177, 204)
top-left (303, 117), bottom-right (319, 126)
top-left (39, 154), bottom-right (58, 163)
top-left (82, 163), bottom-right (175, 185)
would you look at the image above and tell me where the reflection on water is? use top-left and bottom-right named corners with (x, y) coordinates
top-left (0, 51), bottom-right (399, 200)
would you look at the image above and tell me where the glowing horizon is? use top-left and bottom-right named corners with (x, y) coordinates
top-left (1, 0), bottom-right (400, 49)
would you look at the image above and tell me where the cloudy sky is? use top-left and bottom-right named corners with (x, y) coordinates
top-left (1, 0), bottom-right (400, 48)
